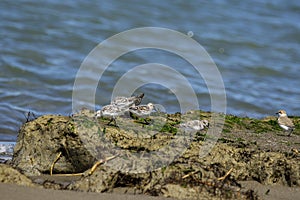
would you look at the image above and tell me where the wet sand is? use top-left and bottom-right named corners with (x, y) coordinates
top-left (1, 182), bottom-right (300, 200)
top-left (240, 181), bottom-right (300, 200)
top-left (0, 183), bottom-right (174, 200)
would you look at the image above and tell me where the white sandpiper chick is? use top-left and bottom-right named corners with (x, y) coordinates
top-left (111, 93), bottom-right (144, 109)
top-left (276, 110), bottom-right (295, 136)
top-left (129, 103), bottom-right (155, 124)
top-left (95, 104), bottom-right (124, 126)
top-left (179, 120), bottom-right (209, 131)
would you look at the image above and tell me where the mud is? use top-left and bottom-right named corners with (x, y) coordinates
top-left (3, 109), bottom-right (300, 199)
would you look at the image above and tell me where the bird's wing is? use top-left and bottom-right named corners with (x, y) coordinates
top-left (279, 117), bottom-right (295, 128)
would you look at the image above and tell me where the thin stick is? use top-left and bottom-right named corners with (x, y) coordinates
top-left (50, 154), bottom-right (118, 177)
top-left (182, 170), bottom-right (200, 179)
top-left (88, 154), bottom-right (119, 175)
top-left (217, 168), bottom-right (233, 181)
top-left (50, 152), bottom-right (62, 176)
top-left (51, 172), bottom-right (84, 177)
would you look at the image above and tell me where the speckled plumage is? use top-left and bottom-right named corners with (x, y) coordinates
top-left (111, 93), bottom-right (144, 109)
top-left (95, 104), bottom-right (125, 125)
top-left (179, 119), bottom-right (209, 131)
top-left (129, 103), bottom-right (154, 117)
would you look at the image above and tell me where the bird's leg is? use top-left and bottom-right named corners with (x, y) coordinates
top-left (288, 129), bottom-right (294, 137)
top-left (113, 118), bottom-right (119, 127)
top-left (129, 112), bottom-right (139, 120)
top-left (145, 114), bottom-right (154, 125)
top-left (143, 118), bottom-right (150, 125)
top-left (107, 117), bottom-right (114, 126)
top-left (107, 117), bottom-right (118, 127)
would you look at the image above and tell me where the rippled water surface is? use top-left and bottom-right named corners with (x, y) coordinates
top-left (1, 0), bottom-right (300, 141)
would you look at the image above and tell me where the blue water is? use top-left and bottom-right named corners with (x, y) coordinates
top-left (0, 0), bottom-right (300, 141)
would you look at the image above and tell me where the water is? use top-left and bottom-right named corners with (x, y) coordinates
top-left (0, 141), bottom-right (14, 162)
top-left (1, 0), bottom-right (300, 142)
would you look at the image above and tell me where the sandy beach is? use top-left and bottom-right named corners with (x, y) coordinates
top-left (0, 183), bottom-right (174, 200)
top-left (240, 181), bottom-right (300, 200)
top-left (2, 182), bottom-right (300, 200)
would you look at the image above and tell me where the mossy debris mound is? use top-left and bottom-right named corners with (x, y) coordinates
top-left (7, 109), bottom-right (300, 199)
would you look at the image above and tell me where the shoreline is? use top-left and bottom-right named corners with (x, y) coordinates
top-left (0, 183), bottom-right (173, 200)
top-left (1, 181), bottom-right (300, 200)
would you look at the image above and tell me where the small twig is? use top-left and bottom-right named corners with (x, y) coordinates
top-left (182, 170), bottom-right (200, 179)
top-left (50, 152), bottom-right (62, 176)
top-left (88, 154), bottom-right (119, 175)
top-left (291, 148), bottom-right (299, 154)
top-left (217, 168), bottom-right (233, 181)
top-left (51, 172), bottom-right (84, 177)
top-left (50, 154), bottom-right (118, 177)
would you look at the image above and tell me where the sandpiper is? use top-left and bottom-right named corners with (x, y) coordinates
top-left (129, 103), bottom-right (155, 124)
top-left (276, 110), bottom-right (295, 136)
top-left (96, 104), bottom-right (125, 126)
top-left (111, 93), bottom-right (144, 109)
top-left (179, 119), bottom-right (209, 131)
